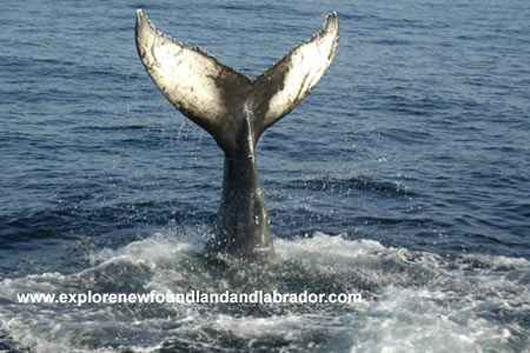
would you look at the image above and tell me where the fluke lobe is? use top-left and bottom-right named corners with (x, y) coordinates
top-left (135, 9), bottom-right (339, 259)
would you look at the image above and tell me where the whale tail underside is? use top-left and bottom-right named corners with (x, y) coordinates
top-left (135, 9), bottom-right (339, 152)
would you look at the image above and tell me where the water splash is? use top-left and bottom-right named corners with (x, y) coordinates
top-left (1, 231), bottom-right (528, 352)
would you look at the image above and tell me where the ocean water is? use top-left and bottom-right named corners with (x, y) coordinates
top-left (1, 0), bottom-right (529, 352)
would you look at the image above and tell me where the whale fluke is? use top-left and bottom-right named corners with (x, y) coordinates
top-left (251, 13), bottom-right (339, 131)
top-left (135, 9), bottom-right (339, 258)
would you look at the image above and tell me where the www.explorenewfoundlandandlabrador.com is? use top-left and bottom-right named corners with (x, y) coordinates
top-left (17, 290), bottom-right (364, 306)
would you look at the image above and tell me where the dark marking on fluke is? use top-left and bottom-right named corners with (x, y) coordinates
top-left (135, 9), bottom-right (339, 260)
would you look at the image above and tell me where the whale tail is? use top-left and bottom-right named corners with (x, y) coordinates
top-left (135, 9), bottom-right (339, 153)
top-left (135, 10), bottom-right (339, 258)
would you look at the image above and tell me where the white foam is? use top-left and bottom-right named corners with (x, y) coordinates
top-left (276, 231), bottom-right (387, 260)
top-left (272, 232), bottom-right (529, 352)
top-left (351, 286), bottom-right (513, 353)
top-left (0, 272), bottom-right (66, 299)
top-left (1, 230), bottom-right (528, 352)
top-left (213, 314), bottom-right (305, 340)
top-left (88, 231), bottom-right (200, 266)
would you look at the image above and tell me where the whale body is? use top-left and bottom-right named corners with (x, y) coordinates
top-left (135, 9), bottom-right (339, 259)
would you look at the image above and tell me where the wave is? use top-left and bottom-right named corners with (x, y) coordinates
top-left (1, 231), bottom-right (528, 352)
top-left (284, 175), bottom-right (416, 198)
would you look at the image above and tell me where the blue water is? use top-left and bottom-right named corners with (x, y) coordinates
top-left (1, 0), bottom-right (529, 352)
